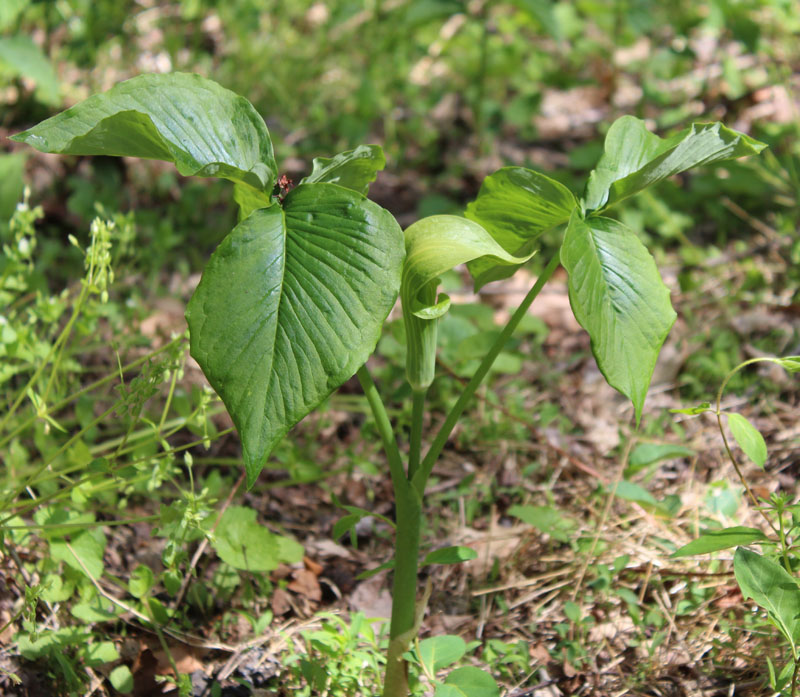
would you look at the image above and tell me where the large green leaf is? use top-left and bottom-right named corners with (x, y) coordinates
top-left (11, 72), bottom-right (277, 192)
top-left (561, 211), bottom-right (676, 422)
top-left (401, 215), bottom-right (531, 390)
top-left (734, 547), bottom-right (800, 653)
top-left (584, 117), bottom-right (767, 211)
top-left (301, 144), bottom-right (386, 196)
top-left (673, 527), bottom-right (767, 557)
top-left (186, 183), bottom-right (404, 485)
top-left (464, 167), bottom-right (576, 289)
top-left (0, 35), bottom-right (59, 105)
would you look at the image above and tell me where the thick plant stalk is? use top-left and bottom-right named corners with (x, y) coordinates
top-left (383, 479), bottom-right (423, 697)
top-left (381, 254), bottom-right (562, 695)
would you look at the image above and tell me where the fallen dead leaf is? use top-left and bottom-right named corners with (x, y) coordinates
top-left (349, 574), bottom-right (392, 622)
top-left (288, 568), bottom-right (322, 602)
top-left (271, 588), bottom-right (292, 616)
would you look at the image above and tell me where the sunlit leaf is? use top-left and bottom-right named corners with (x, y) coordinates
top-left (12, 72), bottom-right (277, 192)
top-left (435, 666), bottom-right (500, 697)
top-left (673, 527), bottom-right (767, 557)
top-left (670, 402), bottom-right (712, 415)
top-left (418, 635), bottom-right (467, 673)
top-left (464, 167), bottom-right (576, 289)
top-left (727, 413), bottom-right (767, 469)
top-left (186, 184), bottom-right (404, 484)
top-left (561, 211), bottom-right (676, 422)
top-left (301, 144), bottom-right (386, 195)
top-left (734, 547), bottom-right (800, 652)
top-left (585, 117), bottom-right (767, 211)
top-left (422, 546), bottom-right (478, 566)
top-left (629, 443), bottom-right (694, 467)
top-left (211, 506), bottom-right (302, 572)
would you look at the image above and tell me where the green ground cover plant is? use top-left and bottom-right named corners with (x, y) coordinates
top-left (10, 72), bottom-right (768, 695)
top-left (673, 356), bottom-right (800, 696)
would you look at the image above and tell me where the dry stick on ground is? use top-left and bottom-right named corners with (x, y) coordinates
top-left (215, 614), bottom-right (327, 682)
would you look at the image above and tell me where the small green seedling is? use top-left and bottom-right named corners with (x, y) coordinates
top-left (673, 356), bottom-right (800, 696)
top-left (13, 71), bottom-right (766, 696)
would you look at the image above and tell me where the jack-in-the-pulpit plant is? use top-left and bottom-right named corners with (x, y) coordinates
top-left (12, 72), bottom-right (766, 696)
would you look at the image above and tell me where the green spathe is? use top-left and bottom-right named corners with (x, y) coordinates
top-left (186, 184), bottom-right (404, 486)
top-left (401, 215), bottom-right (530, 391)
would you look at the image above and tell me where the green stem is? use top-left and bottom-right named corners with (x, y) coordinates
top-left (356, 365), bottom-right (406, 494)
top-left (383, 482), bottom-right (422, 697)
top-left (2, 403), bottom-right (119, 510)
top-left (408, 389), bottom-right (426, 481)
top-left (778, 506), bottom-right (793, 574)
top-left (714, 357), bottom-right (782, 537)
top-left (356, 365), bottom-right (426, 697)
top-left (0, 286), bottom-right (89, 434)
top-left (412, 252), bottom-right (561, 493)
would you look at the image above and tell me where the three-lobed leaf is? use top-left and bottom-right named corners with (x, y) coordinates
top-left (584, 116), bottom-right (767, 211)
top-left (561, 211), bottom-right (676, 422)
top-left (464, 167), bottom-right (576, 289)
top-left (11, 72), bottom-right (277, 192)
top-left (186, 183), bottom-right (404, 485)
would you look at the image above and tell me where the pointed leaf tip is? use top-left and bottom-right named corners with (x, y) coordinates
top-left (186, 184), bottom-right (404, 485)
top-left (585, 116), bottom-right (767, 211)
top-left (301, 144), bottom-right (386, 195)
top-left (561, 211), bottom-right (676, 422)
